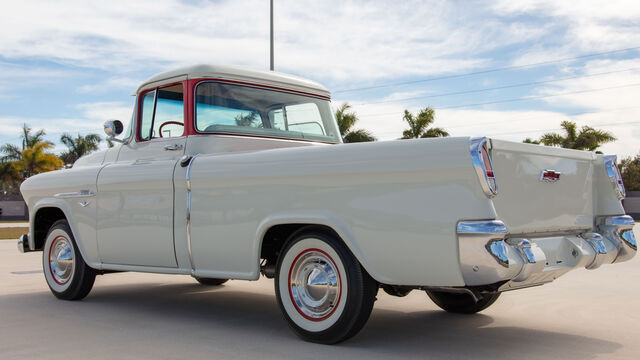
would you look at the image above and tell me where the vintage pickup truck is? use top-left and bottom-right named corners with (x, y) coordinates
top-left (18, 64), bottom-right (636, 344)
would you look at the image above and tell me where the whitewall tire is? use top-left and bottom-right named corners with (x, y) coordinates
top-left (275, 229), bottom-right (377, 344)
top-left (43, 220), bottom-right (96, 300)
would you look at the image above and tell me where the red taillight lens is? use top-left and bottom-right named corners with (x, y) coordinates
top-left (470, 137), bottom-right (498, 198)
top-left (481, 147), bottom-right (494, 178)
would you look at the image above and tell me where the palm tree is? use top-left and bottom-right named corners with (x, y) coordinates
top-left (14, 142), bottom-right (63, 178)
top-left (59, 133), bottom-right (102, 165)
top-left (523, 138), bottom-right (540, 144)
top-left (401, 107), bottom-right (449, 139)
top-left (0, 161), bottom-right (21, 195)
top-left (539, 120), bottom-right (616, 151)
top-left (335, 103), bottom-right (376, 143)
top-left (0, 124), bottom-right (50, 161)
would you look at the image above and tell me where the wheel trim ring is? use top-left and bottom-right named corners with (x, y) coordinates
top-left (288, 248), bottom-right (342, 322)
top-left (48, 235), bottom-right (74, 285)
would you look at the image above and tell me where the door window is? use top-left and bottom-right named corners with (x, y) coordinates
top-left (139, 84), bottom-right (184, 140)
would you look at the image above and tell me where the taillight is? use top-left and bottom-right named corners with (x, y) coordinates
top-left (470, 137), bottom-right (498, 198)
top-left (604, 155), bottom-right (626, 199)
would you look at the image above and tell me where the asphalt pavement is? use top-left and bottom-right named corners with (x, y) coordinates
top-left (1, 226), bottom-right (639, 359)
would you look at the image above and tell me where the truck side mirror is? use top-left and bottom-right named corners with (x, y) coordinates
top-left (104, 120), bottom-right (124, 143)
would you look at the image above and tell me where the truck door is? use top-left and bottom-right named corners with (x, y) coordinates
top-left (97, 83), bottom-right (186, 267)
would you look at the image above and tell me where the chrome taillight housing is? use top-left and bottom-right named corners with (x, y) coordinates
top-left (603, 155), bottom-right (626, 200)
top-left (470, 137), bottom-right (497, 198)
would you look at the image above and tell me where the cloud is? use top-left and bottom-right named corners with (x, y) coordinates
top-left (77, 77), bottom-right (142, 94)
top-left (493, 0), bottom-right (640, 61)
top-left (0, 61), bottom-right (78, 99)
top-left (0, 0), bottom-right (555, 83)
top-left (339, 100), bottom-right (639, 157)
top-left (0, 101), bottom-right (133, 153)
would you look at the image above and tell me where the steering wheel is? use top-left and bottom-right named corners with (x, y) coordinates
top-left (158, 121), bottom-right (184, 138)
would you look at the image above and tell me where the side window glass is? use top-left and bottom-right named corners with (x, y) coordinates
top-left (138, 84), bottom-right (184, 140)
top-left (139, 90), bottom-right (156, 141)
top-left (153, 84), bottom-right (184, 138)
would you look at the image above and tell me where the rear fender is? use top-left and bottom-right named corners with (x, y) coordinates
top-left (254, 211), bottom-right (380, 281)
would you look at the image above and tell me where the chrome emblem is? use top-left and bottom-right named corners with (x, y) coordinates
top-left (540, 169), bottom-right (561, 182)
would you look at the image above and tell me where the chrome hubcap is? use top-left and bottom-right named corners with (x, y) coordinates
top-left (49, 236), bottom-right (74, 285)
top-left (289, 250), bottom-right (341, 320)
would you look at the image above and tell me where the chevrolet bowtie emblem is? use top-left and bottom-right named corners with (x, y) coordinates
top-left (540, 170), bottom-right (561, 182)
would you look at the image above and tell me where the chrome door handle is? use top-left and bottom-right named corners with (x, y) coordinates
top-left (164, 144), bottom-right (184, 151)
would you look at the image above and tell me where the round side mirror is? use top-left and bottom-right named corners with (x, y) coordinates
top-left (104, 120), bottom-right (124, 137)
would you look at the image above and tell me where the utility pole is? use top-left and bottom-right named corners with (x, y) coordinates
top-left (270, 0), bottom-right (274, 71)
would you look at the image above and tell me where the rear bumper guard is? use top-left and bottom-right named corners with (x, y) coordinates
top-left (457, 216), bottom-right (636, 289)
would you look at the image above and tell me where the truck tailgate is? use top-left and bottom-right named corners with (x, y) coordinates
top-left (489, 139), bottom-right (597, 234)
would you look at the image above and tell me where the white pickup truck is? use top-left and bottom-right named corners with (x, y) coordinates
top-left (18, 64), bottom-right (636, 344)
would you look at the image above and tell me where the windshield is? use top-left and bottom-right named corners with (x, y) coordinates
top-left (195, 82), bottom-right (340, 143)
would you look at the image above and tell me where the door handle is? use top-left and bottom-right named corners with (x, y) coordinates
top-left (164, 144), bottom-right (184, 151)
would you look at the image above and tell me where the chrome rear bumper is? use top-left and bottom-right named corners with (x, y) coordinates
top-left (458, 216), bottom-right (636, 290)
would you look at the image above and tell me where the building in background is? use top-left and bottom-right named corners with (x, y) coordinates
top-left (0, 194), bottom-right (28, 221)
top-left (623, 192), bottom-right (640, 220)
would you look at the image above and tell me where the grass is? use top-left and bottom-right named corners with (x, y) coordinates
top-left (0, 220), bottom-right (29, 223)
top-left (0, 227), bottom-right (28, 240)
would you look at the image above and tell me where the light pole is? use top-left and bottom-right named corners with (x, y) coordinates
top-left (270, 0), bottom-right (274, 71)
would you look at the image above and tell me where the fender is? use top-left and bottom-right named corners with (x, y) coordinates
top-left (252, 211), bottom-right (387, 283)
top-left (30, 198), bottom-right (101, 269)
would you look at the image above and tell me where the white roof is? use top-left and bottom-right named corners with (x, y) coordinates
top-left (136, 64), bottom-right (330, 97)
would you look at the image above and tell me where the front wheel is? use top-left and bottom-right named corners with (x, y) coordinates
top-left (275, 230), bottom-right (377, 344)
top-left (426, 290), bottom-right (501, 314)
top-left (43, 219), bottom-right (96, 300)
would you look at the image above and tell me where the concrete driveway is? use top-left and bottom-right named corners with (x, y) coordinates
top-left (1, 226), bottom-right (639, 359)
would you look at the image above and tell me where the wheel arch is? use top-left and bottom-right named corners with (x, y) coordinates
top-left (254, 212), bottom-right (382, 283)
top-left (29, 199), bottom-right (96, 268)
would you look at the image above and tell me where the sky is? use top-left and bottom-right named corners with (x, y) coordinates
top-left (0, 0), bottom-right (639, 157)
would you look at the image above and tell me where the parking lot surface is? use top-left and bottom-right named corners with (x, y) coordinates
top-left (1, 226), bottom-right (639, 359)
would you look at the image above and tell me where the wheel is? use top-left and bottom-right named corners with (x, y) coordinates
top-left (43, 219), bottom-right (96, 300)
top-left (275, 229), bottom-right (377, 344)
top-left (426, 290), bottom-right (501, 314)
top-left (195, 277), bottom-right (228, 286)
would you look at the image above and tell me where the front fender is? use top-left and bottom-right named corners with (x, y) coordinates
top-left (30, 198), bottom-right (101, 269)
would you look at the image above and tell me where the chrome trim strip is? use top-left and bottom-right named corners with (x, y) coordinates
top-left (185, 153), bottom-right (199, 276)
top-left (469, 137), bottom-right (497, 198)
top-left (604, 215), bottom-right (635, 227)
top-left (457, 220), bottom-right (507, 235)
top-left (53, 190), bottom-right (95, 198)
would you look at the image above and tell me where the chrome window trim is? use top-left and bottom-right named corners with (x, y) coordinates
top-left (603, 155), bottom-right (626, 199)
top-left (469, 137), bottom-right (497, 198)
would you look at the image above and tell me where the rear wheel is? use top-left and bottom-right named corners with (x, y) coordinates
top-left (195, 277), bottom-right (228, 286)
top-left (43, 219), bottom-right (96, 300)
top-left (275, 229), bottom-right (377, 344)
top-left (426, 290), bottom-right (500, 314)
